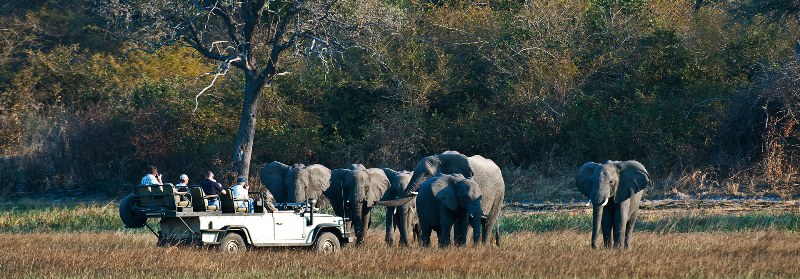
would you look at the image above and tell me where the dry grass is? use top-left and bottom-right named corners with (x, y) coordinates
top-left (1, 230), bottom-right (799, 278)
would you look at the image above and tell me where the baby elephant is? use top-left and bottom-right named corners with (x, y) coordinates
top-left (417, 173), bottom-right (484, 248)
top-left (576, 160), bottom-right (651, 249)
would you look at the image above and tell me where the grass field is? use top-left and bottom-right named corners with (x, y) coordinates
top-left (2, 230), bottom-right (800, 278)
top-left (1, 203), bottom-right (799, 278)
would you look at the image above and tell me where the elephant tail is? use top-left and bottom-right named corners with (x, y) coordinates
top-left (494, 219), bottom-right (501, 246)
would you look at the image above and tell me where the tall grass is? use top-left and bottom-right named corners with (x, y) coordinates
top-left (500, 212), bottom-right (800, 234)
top-left (2, 203), bottom-right (798, 234)
top-left (0, 203), bottom-right (155, 233)
top-left (2, 231), bottom-right (799, 278)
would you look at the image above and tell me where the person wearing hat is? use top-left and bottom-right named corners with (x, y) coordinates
top-left (176, 174), bottom-right (189, 186)
top-left (231, 176), bottom-right (253, 213)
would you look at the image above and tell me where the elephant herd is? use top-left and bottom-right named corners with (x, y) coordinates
top-left (259, 151), bottom-right (651, 250)
top-left (259, 151), bottom-right (506, 248)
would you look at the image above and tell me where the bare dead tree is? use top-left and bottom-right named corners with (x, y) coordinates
top-left (95, 0), bottom-right (351, 180)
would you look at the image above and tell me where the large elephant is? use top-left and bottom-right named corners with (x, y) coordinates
top-left (325, 164), bottom-right (366, 218)
top-left (576, 160), bottom-right (651, 249)
top-left (382, 168), bottom-right (419, 246)
top-left (259, 161), bottom-right (331, 203)
top-left (342, 168), bottom-right (392, 245)
top-left (391, 151), bottom-right (505, 246)
top-left (417, 173), bottom-right (484, 247)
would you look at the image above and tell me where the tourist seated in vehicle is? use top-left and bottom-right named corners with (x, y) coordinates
top-left (198, 171), bottom-right (226, 207)
top-left (231, 176), bottom-right (254, 213)
top-left (140, 165), bottom-right (163, 185)
top-left (176, 174), bottom-right (189, 190)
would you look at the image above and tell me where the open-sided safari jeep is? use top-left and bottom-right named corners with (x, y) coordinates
top-left (119, 183), bottom-right (353, 253)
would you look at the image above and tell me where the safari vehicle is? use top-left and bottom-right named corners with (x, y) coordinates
top-left (118, 183), bottom-right (353, 253)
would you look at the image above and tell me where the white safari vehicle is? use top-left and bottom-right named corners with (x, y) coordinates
top-left (119, 183), bottom-right (353, 253)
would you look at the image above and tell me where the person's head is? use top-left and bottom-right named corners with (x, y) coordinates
top-left (206, 171), bottom-right (214, 179)
top-left (179, 174), bottom-right (189, 184)
top-left (146, 165), bottom-right (158, 175)
top-left (236, 176), bottom-right (246, 186)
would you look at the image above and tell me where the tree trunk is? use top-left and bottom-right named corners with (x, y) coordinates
top-left (232, 72), bottom-right (265, 180)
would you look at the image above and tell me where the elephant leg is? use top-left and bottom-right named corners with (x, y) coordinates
top-left (625, 211), bottom-right (638, 249)
top-left (614, 203), bottom-right (630, 249)
top-left (480, 217), bottom-right (488, 245)
top-left (601, 206), bottom-right (614, 248)
top-left (420, 222), bottom-right (432, 248)
top-left (385, 206), bottom-right (395, 245)
top-left (454, 214), bottom-right (468, 246)
top-left (439, 210), bottom-right (454, 248)
top-left (413, 223), bottom-right (422, 243)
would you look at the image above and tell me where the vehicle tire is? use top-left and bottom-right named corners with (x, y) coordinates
top-left (219, 233), bottom-right (246, 254)
top-left (315, 232), bottom-right (340, 254)
top-left (119, 194), bottom-right (146, 228)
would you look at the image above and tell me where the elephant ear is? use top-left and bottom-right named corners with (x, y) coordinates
top-left (397, 171), bottom-right (413, 191)
top-left (304, 164), bottom-right (332, 197)
top-left (365, 168), bottom-right (391, 206)
top-left (615, 160), bottom-right (651, 203)
top-left (326, 169), bottom-right (349, 217)
top-left (261, 161), bottom-right (289, 203)
top-left (404, 156), bottom-right (441, 195)
top-left (381, 168), bottom-right (400, 198)
top-left (575, 162), bottom-right (600, 198)
top-left (438, 151), bottom-right (474, 178)
top-left (458, 177), bottom-right (482, 204)
top-left (431, 174), bottom-right (465, 211)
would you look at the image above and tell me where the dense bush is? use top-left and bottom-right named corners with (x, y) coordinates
top-left (0, 0), bottom-right (798, 197)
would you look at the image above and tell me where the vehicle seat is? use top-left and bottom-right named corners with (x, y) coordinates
top-left (162, 183), bottom-right (191, 208)
top-left (220, 188), bottom-right (249, 213)
top-left (135, 185), bottom-right (153, 208)
top-left (190, 187), bottom-right (219, 211)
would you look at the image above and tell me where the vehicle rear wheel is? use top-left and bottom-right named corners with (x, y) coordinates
top-left (315, 232), bottom-right (340, 254)
top-left (219, 233), bottom-right (246, 254)
top-left (119, 194), bottom-right (146, 228)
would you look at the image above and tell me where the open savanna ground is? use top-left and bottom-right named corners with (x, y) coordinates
top-left (2, 230), bottom-right (800, 278)
top-left (1, 202), bottom-right (800, 278)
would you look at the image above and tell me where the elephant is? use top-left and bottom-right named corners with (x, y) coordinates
top-left (576, 160), bottom-right (651, 249)
top-left (416, 173), bottom-right (485, 248)
top-left (325, 164), bottom-right (366, 218)
top-left (259, 161), bottom-right (331, 203)
top-left (342, 168), bottom-right (392, 245)
top-left (382, 151), bottom-right (505, 246)
top-left (382, 168), bottom-right (419, 246)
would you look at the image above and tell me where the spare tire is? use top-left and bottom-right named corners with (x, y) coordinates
top-left (119, 194), bottom-right (146, 228)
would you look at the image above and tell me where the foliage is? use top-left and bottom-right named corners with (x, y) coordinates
top-left (1, 0), bottom-right (799, 195)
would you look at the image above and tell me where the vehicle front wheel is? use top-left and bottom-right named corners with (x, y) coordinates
top-left (315, 232), bottom-right (340, 254)
top-left (218, 233), bottom-right (246, 254)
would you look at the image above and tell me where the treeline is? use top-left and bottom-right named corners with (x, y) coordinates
top-left (0, 0), bottom-right (798, 197)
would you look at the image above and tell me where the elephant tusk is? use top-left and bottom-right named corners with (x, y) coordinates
top-left (601, 197), bottom-right (609, 207)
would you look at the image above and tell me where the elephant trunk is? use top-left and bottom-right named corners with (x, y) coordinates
top-left (397, 206), bottom-right (410, 246)
top-left (591, 202), bottom-right (605, 249)
top-left (404, 172), bottom-right (430, 195)
top-left (352, 201), bottom-right (367, 245)
top-left (471, 213), bottom-right (482, 245)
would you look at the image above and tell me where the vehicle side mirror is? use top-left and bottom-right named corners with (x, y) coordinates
top-left (307, 198), bottom-right (317, 226)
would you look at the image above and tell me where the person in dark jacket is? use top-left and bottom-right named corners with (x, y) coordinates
top-left (198, 171), bottom-right (226, 206)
